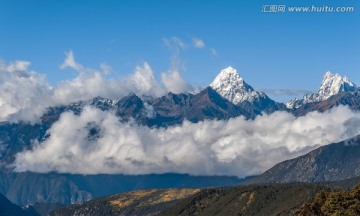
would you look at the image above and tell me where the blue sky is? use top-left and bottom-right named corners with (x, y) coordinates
top-left (0, 0), bottom-right (359, 101)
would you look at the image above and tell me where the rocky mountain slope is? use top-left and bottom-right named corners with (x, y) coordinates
top-left (49, 183), bottom-right (339, 216)
top-left (159, 184), bottom-right (331, 216)
top-left (245, 135), bottom-right (360, 184)
top-left (296, 183), bottom-right (360, 216)
top-left (49, 188), bottom-right (200, 216)
top-left (148, 86), bottom-right (252, 126)
top-left (293, 88), bottom-right (360, 116)
top-left (47, 176), bottom-right (360, 216)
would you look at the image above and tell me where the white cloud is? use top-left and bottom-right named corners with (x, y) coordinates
top-left (13, 106), bottom-right (360, 177)
top-left (54, 59), bottom-right (164, 104)
top-left (0, 61), bottom-right (53, 123)
top-left (53, 70), bottom-right (119, 104)
top-left (262, 89), bottom-right (312, 96)
top-left (60, 50), bottom-right (83, 72)
top-left (192, 38), bottom-right (205, 48)
top-left (6, 60), bottom-right (31, 72)
top-left (55, 53), bottom-right (127, 103)
top-left (128, 62), bottom-right (164, 96)
top-left (163, 37), bottom-right (187, 52)
top-left (161, 59), bottom-right (192, 94)
top-left (0, 52), bottom-right (190, 123)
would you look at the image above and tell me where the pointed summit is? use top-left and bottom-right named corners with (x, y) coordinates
top-left (210, 67), bottom-right (252, 90)
top-left (209, 67), bottom-right (283, 115)
top-left (210, 67), bottom-right (260, 104)
top-left (286, 71), bottom-right (357, 109)
top-left (317, 71), bottom-right (356, 101)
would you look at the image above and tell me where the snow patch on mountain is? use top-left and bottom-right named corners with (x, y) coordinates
top-left (286, 71), bottom-right (357, 109)
top-left (210, 67), bottom-right (267, 104)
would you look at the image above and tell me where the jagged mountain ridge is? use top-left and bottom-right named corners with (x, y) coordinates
top-left (44, 86), bottom-right (252, 128)
top-left (209, 68), bottom-right (359, 115)
top-left (41, 68), bottom-right (359, 127)
top-left (293, 88), bottom-right (360, 116)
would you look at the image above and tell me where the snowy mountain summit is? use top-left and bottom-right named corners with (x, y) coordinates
top-left (317, 71), bottom-right (356, 99)
top-left (210, 67), bottom-right (268, 104)
top-left (286, 71), bottom-right (357, 109)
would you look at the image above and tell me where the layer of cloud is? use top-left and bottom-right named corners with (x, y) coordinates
top-left (0, 60), bottom-right (53, 122)
top-left (13, 106), bottom-right (360, 177)
top-left (263, 89), bottom-right (312, 96)
top-left (130, 63), bottom-right (164, 96)
top-left (54, 53), bottom-right (164, 104)
top-left (192, 38), bottom-right (205, 48)
top-left (161, 58), bottom-right (192, 94)
top-left (0, 52), bottom-right (190, 123)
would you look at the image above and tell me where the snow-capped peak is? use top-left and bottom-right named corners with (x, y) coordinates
top-left (210, 67), bottom-right (265, 104)
top-left (317, 71), bottom-right (356, 101)
top-left (286, 71), bottom-right (357, 109)
top-left (210, 67), bottom-right (253, 91)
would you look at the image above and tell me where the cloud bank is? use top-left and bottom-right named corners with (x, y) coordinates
top-left (0, 52), bottom-right (192, 123)
top-left (54, 52), bottom-right (166, 105)
top-left (0, 60), bottom-right (53, 122)
top-left (161, 59), bottom-right (192, 94)
top-left (13, 106), bottom-right (360, 177)
top-left (263, 89), bottom-right (312, 97)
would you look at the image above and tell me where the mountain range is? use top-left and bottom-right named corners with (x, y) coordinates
top-left (33, 67), bottom-right (360, 130)
top-left (40, 67), bottom-right (360, 127)
top-left (1, 66), bottom-right (360, 208)
top-left (47, 135), bottom-right (360, 216)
